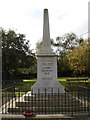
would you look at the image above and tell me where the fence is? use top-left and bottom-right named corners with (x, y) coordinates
top-left (0, 87), bottom-right (90, 117)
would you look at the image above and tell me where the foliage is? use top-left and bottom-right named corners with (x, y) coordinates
top-left (54, 32), bottom-right (79, 76)
top-left (67, 41), bottom-right (89, 75)
top-left (55, 32), bottom-right (79, 54)
top-left (35, 40), bottom-right (42, 53)
top-left (54, 33), bottom-right (90, 76)
top-left (2, 29), bottom-right (37, 81)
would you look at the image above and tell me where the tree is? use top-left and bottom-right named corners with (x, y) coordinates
top-left (35, 40), bottom-right (42, 53)
top-left (67, 41), bottom-right (88, 76)
top-left (55, 32), bottom-right (79, 54)
top-left (54, 32), bottom-right (79, 76)
top-left (57, 52), bottom-right (71, 77)
top-left (2, 29), bottom-right (36, 81)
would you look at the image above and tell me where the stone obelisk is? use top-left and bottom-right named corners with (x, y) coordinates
top-left (31, 9), bottom-right (64, 94)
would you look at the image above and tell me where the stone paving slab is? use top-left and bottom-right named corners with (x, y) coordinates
top-left (0, 114), bottom-right (90, 120)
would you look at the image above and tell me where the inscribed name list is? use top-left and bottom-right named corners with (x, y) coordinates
top-left (41, 59), bottom-right (53, 81)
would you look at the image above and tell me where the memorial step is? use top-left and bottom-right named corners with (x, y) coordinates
top-left (16, 101), bottom-right (80, 107)
top-left (24, 93), bottom-right (73, 101)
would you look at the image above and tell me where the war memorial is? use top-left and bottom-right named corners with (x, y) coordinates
top-left (31, 8), bottom-right (64, 94)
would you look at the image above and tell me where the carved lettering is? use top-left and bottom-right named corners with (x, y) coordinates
top-left (41, 60), bottom-right (53, 80)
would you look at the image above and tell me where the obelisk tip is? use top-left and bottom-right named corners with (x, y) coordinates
top-left (44, 8), bottom-right (48, 11)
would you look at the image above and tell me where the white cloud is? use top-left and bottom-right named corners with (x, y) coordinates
top-left (0, 0), bottom-right (89, 50)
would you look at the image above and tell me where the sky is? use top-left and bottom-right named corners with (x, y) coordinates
top-left (0, 0), bottom-right (89, 51)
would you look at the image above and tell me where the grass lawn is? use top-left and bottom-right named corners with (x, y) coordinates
top-left (2, 77), bottom-right (90, 92)
top-left (15, 79), bottom-right (36, 92)
top-left (20, 77), bottom-right (90, 91)
top-left (2, 77), bottom-right (90, 97)
top-left (58, 77), bottom-right (90, 88)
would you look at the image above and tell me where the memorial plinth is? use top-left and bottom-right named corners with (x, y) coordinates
top-left (31, 9), bottom-right (64, 94)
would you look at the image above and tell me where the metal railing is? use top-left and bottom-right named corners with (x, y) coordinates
top-left (0, 88), bottom-right (90, 117)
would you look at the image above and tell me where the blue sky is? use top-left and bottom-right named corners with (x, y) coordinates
top-left (0, 0), bottom-right (89, 50)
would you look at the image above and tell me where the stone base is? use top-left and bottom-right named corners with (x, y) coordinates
top-left (31, 80), bottom-right (64, 94)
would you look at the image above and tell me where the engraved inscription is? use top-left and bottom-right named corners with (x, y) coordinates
top-left (41, 60), bottom-right (53, 80)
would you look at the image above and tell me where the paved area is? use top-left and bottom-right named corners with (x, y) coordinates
top-left (0, 114), bottom-right (90, 120)
top-left (0, 92), bottom-right (29, 114)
